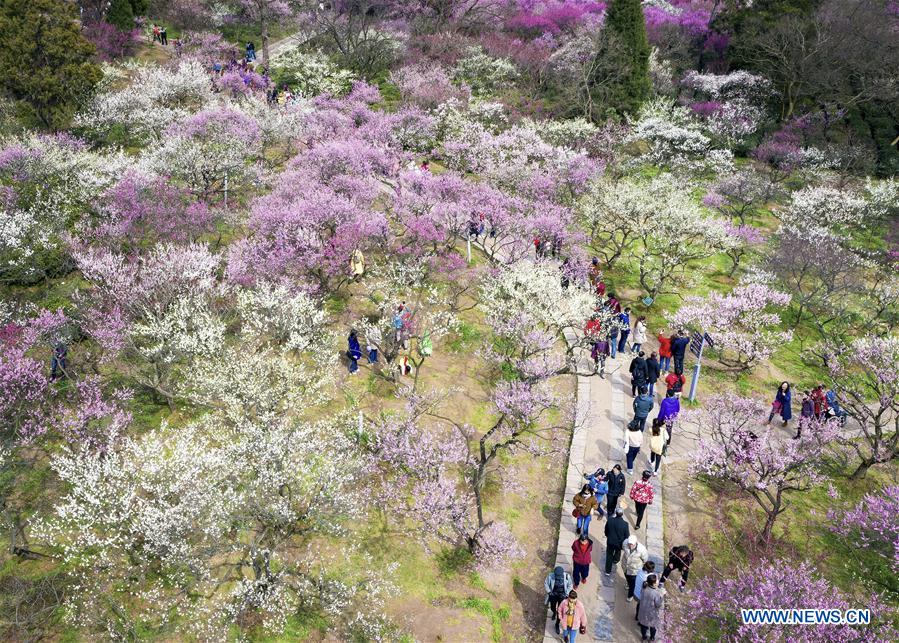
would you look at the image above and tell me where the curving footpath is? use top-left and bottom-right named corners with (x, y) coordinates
top-left (543, 345), bottom-right (666, 643)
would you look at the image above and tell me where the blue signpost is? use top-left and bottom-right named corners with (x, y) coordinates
top-left (688, 331), bottom-right (714, 402)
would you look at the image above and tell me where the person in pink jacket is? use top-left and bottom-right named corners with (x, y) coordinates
top-left (557, 590), bottom-right (587, 643)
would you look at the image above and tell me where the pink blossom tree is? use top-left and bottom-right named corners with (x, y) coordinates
top-left (687, 395), bottom-right (841, 544)
top-left (667, 561), bottom-right (898, 642)
top-left (823, 336), bottom-right (899, 479)
top-left (668, 282), bottom-right (791, 372)
top-left (828, 485), bottom-right (899, 595)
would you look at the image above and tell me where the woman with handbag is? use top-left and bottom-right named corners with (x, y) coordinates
top-left (648, 419), bottom-right (668, 476)
top-left (767, 381), bottom-right (792, 427)
top-left (556, 590), bottom-right (587, 643)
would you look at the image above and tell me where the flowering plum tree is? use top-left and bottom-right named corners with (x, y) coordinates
top-left (668, 561), bottom-right (898, 641)
top-left (143, 107), bottom-right (263, 201)
top-left (824, 336), bottom-right (899, 479)
top-left (687, 395), bottom-right (840, 544)
top-left (668, 282), bottom-right (791, 372)
top-left (828, 485), bottom-right (899, 596)
top-left (721, 222), bottom-right (764, 277)
top-left (75, 243), bottom-right (222, 407)
top-left (36, 410), bottom-right (380, 639)
top-left (702, 169), bottom-right (770, 226)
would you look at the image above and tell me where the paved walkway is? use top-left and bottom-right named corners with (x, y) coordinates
top-left (543, 350), bottom-right (666, 643)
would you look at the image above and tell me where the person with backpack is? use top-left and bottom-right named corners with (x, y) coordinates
top-left (629, 470), bottom-right (655, 530)
top-left (632, 386), bottom-right (654, 432)
top-left (604, 506), bottom-right (629, 576)
top-left (557, 590), bottom-right (587, 643)
top-left (544, 565), bottom-right (573, 634)
top-left (796, 390), bottom-right (814, 439)
top-left (629, 350), bottom-right (648, 397)
top-left (584, 468), bottom-right (608, 518)
top-left (645, 351), bottom-right (660, 397)
top-left (572, 484), bottom-right (598, 537)
top-left (571, 532), bottom-right (593, 588)
top-left (670, 330), bottom-right (690, 374)
top-left (657, 330), bottom-right (672, 373)
top-left (605, 465), bottom-right (626, 515)
top-left (664, 369), bottom-right (686, 396)
top-left (660, 545), bottom-right (693, 591)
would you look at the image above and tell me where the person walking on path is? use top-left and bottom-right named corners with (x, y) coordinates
top-left (632, 386), bottom-right (654, 432)
top-left (160, 26), bottom-right (168, 46)
top-left (629, 351), bottom-right (648, 397)
top-left (584, 468), bottom-right (608, 518)
top-left (625, 423), bottom-right (644, 475)
top-left (796, 390), bottom-right (814, 439)
top-left (572, 484), bottom-right (598, 537)
top-left (617, 308), bottom-right (632, 355)
top-left (346, 329), bottom-right (362, 374)
top-left (670, 330), bottom-right (689, 374)
top-left (657, 330), bottom-right (672, 373)
top-left (811, 384), bottom-right (828, 419)
top-left (591, 336), bottom-right (611, 377)
top-left (545, 566), bottom-right (573, 635)
top-left (648, 419), bottom-right (668, 476)
top-left (629, 470), bottom-right (655, 529)
top-left (660, 545), bottom-right (693, 591)
top-left (557, 590), bottom-right (587, 643)
top-left (365, 325), bottom-right (381, 364)
top-left (665, 368), bottom-right (686, 396)
top-left (571, 533), bottom-right (593, 588)
top-left (606, 465), bottom-right (626, 515)
top-left (350, 248), bottom-right (365, 279)
top-left (825, 387), bottom-right (848, 426)
top-left (631, 316), bottom-right (647, 354)
top-left (50, 342), bottom-right (68, 380)
top-left (645, 351), bottom-right (660, 397)
top-left (604, 506), bottom-right (630, 575)
top-left (622, 534), bottom-right (649, 601)
top-left (637, 574), bottom-right (665, 642)
top-left (767, 381), bottom-right (792, 427)
top-left (633, 561), bottom-right (655, 620)
top-left (657, 389), bottom-right (680, 426)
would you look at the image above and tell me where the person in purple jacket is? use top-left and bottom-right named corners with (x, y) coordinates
top-left (657, 389), bottom-right (680, 431)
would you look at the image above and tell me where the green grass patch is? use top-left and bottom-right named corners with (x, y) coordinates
top-left (459, 597), bottom-right (510, 642)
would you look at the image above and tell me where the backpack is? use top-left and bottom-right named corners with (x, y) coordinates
top-left (550, 568), bottom-right (567, 599)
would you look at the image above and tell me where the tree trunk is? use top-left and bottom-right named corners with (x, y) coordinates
top-left (849, 458), bottom-right (872, 480)
top-left (261, 19), bottom-right (270, 66)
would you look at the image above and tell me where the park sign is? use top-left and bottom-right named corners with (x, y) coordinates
top-left (688, 331), bottom-right (714, 402)
top-left (690, 331), bottom-right (704, 357)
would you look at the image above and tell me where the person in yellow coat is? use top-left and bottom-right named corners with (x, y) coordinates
top-left (350, 248), bottom-right (365, 279)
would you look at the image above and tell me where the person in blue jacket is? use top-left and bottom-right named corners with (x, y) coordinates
top-left (617, 308), bottom-right (631, 355)
top-left (670, 329), bottom-right (690, 374)
top-left (347, 329), bottom-right (362, 374)
top-left (767, 381), bottom-right (792, 426)
top-left (584, 468), bottom-right (609, 518)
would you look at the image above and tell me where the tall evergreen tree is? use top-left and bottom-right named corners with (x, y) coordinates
top-left (604, 0), bottom-right (651, 114)
top-left (0, 0), bottom-right (102, 129)
top-left (105, 0), bottom-right (135, 31)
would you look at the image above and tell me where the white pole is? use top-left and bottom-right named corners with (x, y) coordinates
top-left (688, 333), bottom-right (704, 403)
top-left (358, 410), bottom-right (363, 435)
top-left (467, 236), bottom-right (472, 263)
top-left (224, 173), bottom-right (229, 209)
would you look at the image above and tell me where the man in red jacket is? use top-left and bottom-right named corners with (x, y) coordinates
top-left (571, 532), bottom-right (593, 588)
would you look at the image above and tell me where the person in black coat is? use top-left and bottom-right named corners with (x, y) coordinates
top-left (604, 507), bottom-right (630, 574)
top-left (605, 464), bottom-right (626, 515)
top-left (645, 352), bottom-right (660, 397)
top-left (629, 351), bottom-right (648, 397)
top-left (670, 330), bottom-right (690, 374)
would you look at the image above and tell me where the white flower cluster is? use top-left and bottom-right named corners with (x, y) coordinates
top-left (75, 60), bottom-right (215, 141)
top-left (270, 47), bottom-right (356, 97)
top-left (520, 117), bottom-right (599, 151)
top-left (627, 98), bottom-right (712, 169)
top-left (452, 46), bottom-right (519, 97)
